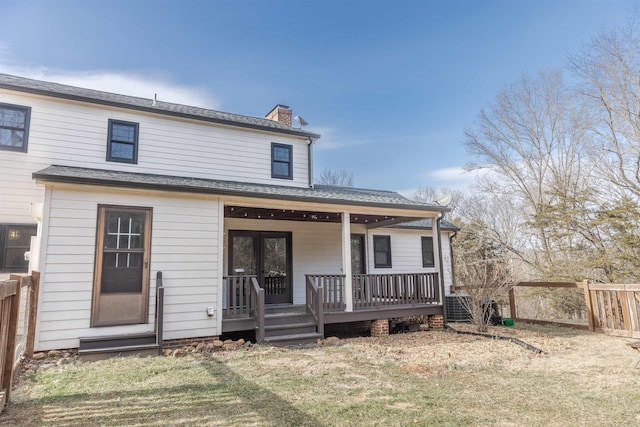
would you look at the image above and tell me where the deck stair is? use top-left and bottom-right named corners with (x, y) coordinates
top-left (262, 305), bottom-right (323, 346)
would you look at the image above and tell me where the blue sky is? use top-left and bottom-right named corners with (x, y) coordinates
top-left (0, 0), bottom-right (636, 195)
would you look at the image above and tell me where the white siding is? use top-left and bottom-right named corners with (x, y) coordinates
top-left (0, 89), bottom-right (310, 225)
top-left (36, 185), bottom-right (221, 351)
top-left (368, 228), bottom-right (438, 274)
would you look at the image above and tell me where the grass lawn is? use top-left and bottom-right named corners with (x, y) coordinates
top-left (2, 324), bottom-right (640, 426)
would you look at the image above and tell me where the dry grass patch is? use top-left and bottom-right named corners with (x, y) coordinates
top-left (3, 324), bottom-right (640, 426)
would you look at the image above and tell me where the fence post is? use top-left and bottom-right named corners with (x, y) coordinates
top-left (3, 278), bottom-right (21, 404)
top-left (508, 287), bottom-right (517, 320)
top-left (25, 271), bottom-right (40, 357)
top-left (582, 280), bottom-right (595, 332)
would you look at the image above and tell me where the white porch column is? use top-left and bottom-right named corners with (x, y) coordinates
top-left (341, 211), bottom-right (353, 312)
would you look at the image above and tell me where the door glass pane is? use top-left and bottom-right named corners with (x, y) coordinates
top-left (105, 212), bottom-right (145, 249)
top-left (232, 235), bottom-right (256, 275)
top-left (351, 236), bottom-right (364, 274)
top-left (101, 210), bottom-right (146, 294)
top-left (263, 237), bottom-right (287, 295)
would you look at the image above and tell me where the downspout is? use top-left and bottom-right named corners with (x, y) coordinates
top-left (449, 230), bottom-right (457, 294)
top-left (307, 137), bottom-right (315, 188)
top-left (436, 213), bottom-right (448, 323)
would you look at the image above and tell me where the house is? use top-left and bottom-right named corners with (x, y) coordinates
top-left (0, 73), bottom-right (457, 354)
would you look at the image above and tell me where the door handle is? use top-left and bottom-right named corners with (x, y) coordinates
top-left (145, 259), bottom-right (148, 268)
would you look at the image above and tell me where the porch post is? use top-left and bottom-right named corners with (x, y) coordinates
top-left (342, 211), bottom-right (353, 312)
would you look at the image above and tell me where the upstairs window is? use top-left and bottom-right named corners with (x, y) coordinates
top-left (422, 236), bottom-right (435, 268)
top-left (0, 102), bottom-right (31, 153)
top-left (373, 235), bottom-right (392, 268)
top-left (107, 119), bottom-right (139, 164)
top-left (271, 143), bottom-right (293, 179)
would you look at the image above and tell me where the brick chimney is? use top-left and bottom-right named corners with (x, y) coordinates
top-left (265, 104), bottom-right (292, 127)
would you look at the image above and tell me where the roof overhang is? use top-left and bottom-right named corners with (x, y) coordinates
top-left (33, 165), bottom-right (449, 217)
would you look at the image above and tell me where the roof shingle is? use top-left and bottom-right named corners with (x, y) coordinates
top-left (0, 73), bottom-right (319, 139)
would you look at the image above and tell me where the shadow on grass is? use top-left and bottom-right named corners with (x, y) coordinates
top-left (2, 356), bottom-right (324, 427)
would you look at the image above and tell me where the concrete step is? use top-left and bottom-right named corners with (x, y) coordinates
top-left (79, 332), bottom-right (156, 351)
top-left (263, 332), bottom-right (324, 347)
top-left (78, 343), bottom-right (159, 361)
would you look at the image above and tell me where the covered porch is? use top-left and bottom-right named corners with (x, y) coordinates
top-left (219, 192), bottom-right (450, 343)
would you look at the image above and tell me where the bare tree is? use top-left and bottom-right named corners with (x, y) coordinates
top-left (411, 186), bottom-right (465, 219)
top-left (316, 168), bottom-right (354, 187)
top-left (463, 69), bottom-right (594, 275)
top-left (570, 17), bottom-right (640, 197)
top-left (453, 220), bottom-right (517, 332)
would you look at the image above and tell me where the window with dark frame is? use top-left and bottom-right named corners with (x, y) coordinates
top-left (373, 235), bottom-right (392, 268)
top-left (107, 119), bottom-right (139, 164)
top-left (0, 102), bottom-right (31, 153)
top-left (422, 236), bottom-right (435, 268)
top-left (0, 224), bottom-right (37, 272)
top-left (271, 143), bottom-right (293, 179)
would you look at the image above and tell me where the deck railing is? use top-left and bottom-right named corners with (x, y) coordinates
top-left (306, 274), bottom-right (346, 311)
top-left (223, 276), bottom-right (264, 342)
top-left (305, 273), bottom-right (440, 312)
top-left (305, 276), bottom-right (325, 337)
top-left (353, 273), bottom-right (439, 309)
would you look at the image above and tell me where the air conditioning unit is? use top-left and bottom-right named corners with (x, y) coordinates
top-left (445, 295), bottom-right (472, 322)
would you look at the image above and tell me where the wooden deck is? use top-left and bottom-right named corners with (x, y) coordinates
top-left (223, 273), bottom-right (443, 340)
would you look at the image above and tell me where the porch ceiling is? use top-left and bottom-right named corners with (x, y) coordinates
top-left (224, 205), bottom-right (421, 226)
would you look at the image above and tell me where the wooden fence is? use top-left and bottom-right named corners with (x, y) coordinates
top-left (0, 272), bottom-right (39, 412)
top-left (509, 281), bottom-right (640, 338)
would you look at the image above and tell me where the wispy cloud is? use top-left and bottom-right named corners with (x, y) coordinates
top-left (396, 166), bottom-right (487, 196)
top-left (0, 64), bottom-right (221, 109)
top-left (426, 166), bottom-right (470, 182)
top-left (311, 126), bottom-right (373, 151)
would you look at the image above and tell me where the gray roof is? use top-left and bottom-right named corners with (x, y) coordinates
top-left (0, 73), bottom-right (319, 139)
top-left (388, 218), bottom-right (459, 231)
top-left (33, 165), bottom-right (448, 213)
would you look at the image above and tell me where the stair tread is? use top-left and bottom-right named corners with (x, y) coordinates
top-left (264, 322), bottom-right (316, 330)
top-left (263, 332), bottom-right (323, 342)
